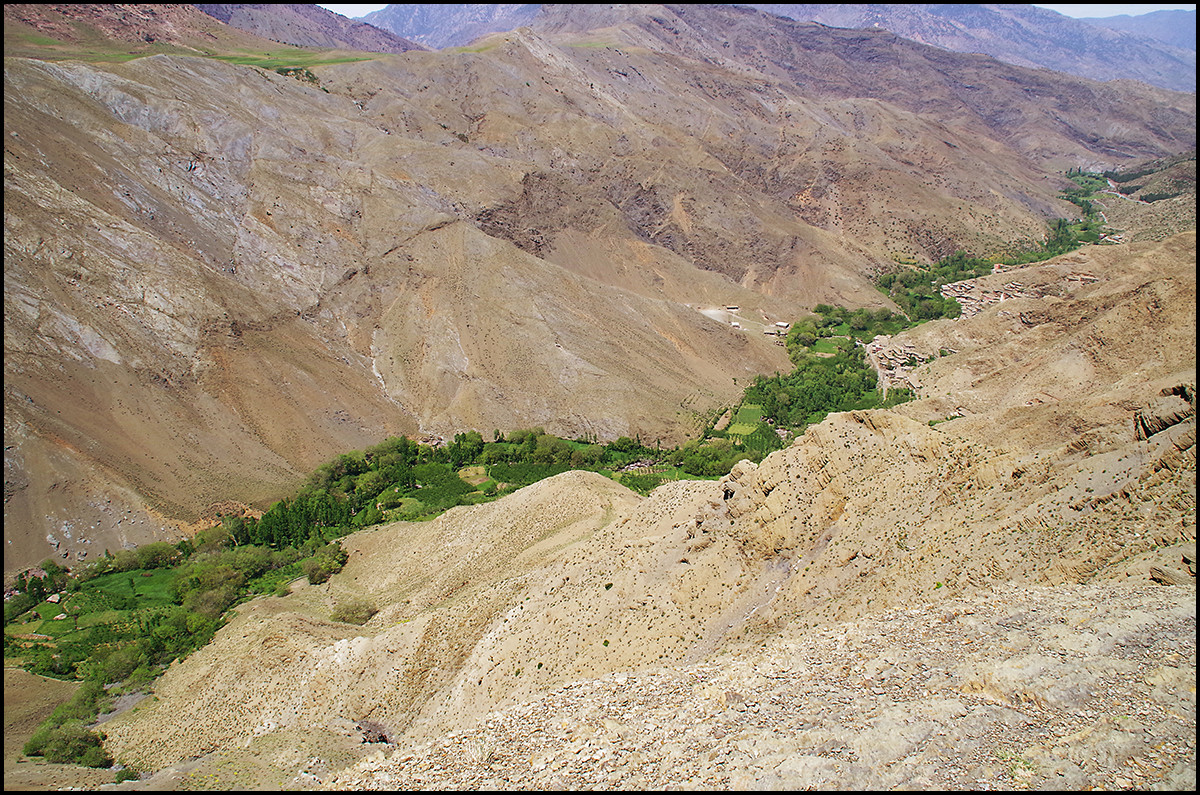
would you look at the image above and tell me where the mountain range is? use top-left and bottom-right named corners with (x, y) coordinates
top-left (362, 2), bottom-right (539, 50)
top-left (356, 3), bottom-right (1197, 92)
top-left (193, 3), bottom-right (425, 52)
top-left (1080, 8), bottom-right (1197, 52)
top-left (747, 3), bottom-right (1197, 92)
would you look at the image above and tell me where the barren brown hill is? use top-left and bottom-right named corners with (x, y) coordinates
top-left (1089, 149), bottom-right (1198, 245)
top-left (1, 47), bottom-right (789, 574)
top-left (2, 3), bottom-right (317, 60)
top-left (3, 4), bottom-right (1195, 577)
top-left (192, 4), bottom-right (425, 53)
top-left (93, 233), bottom-right (1195, 790)
top-left (531, 4), bottom-right (1195, 167)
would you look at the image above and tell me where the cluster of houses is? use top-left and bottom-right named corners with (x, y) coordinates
top-left (724, 306), bottom-right (789, 344)
top-left (867, 267), bottom-right (1103, 393)
top-left (938, 278), bottom-right (1035, 318)
top-left (615, 458), bottom-right (661, 473)
top-left (763, 322), bottom-right (790, 338)
top-left (940, 270), bottom-right (1100, 319)
top-left (864, 336), bottom-right (933, 394)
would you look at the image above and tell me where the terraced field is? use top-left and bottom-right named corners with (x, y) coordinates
top-left (725, 404), bottom-right (764, 440)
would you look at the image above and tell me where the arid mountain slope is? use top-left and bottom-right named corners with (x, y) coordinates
top-left (531, 4), bottom-right (1195, 168)
top-left (99, 234), bottom-right (1196, 789)
top-left (192, 4), bottom-right (425, 53)
top-left (1096, 150), bottom-right (1197, 244)
top-left (751, 3), bottom-right (1197, 92)
top-left (324, 582), bottom-right (1195, 791)
top-left (2, 50), bottom-right (787, 574)
top-left (363, 3), bottom-right (1198, 92)
top-left (3, 3), bottom-right (316, 60)
top-left (3, 4), bottom-right (1195, 576)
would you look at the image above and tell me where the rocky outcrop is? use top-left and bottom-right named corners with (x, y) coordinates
top-left (1134, 384), bottom-right (1195, 441)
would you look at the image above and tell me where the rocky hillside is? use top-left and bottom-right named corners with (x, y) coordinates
top-left (750, 3), bottom-right (1197, 92)
top-left (192, 4), bottom-right (425, 53)
top-left (97, 233), bottom-right (1196, 790)
top-left (323, 582), bottom-right (1195, 791)
top-left (1093, 149), bottom-right (1197, 244)
top-left (2, 4), bottom-right (1195, 575)
top-left (3, 3), bottom-right (310, 59)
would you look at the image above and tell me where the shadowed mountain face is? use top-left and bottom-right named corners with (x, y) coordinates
top-left (2, 3), bottom-right (1196, 574)
top-left (749, 3), bottom-right (1197, 92)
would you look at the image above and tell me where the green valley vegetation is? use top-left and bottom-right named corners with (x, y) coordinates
top-left (877, 187), bottom-right (1106, 322)
top-left (713, 312), bottom-right (916, 457)
top-left (3, 431), bottom-right (714, 772)
top-left (4, 533), bottom-right (347, 772)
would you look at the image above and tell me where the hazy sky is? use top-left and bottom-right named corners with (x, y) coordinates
top-left (319, 4), bottom-right (1198, 20)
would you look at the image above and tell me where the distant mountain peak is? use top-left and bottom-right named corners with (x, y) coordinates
top-left (360, 3), bottom-right (540, 49)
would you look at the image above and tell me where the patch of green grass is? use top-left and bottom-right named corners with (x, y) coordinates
top-left (726, 423), bottom-right (759, 436)
top-left (35, 617), bottom-right (78, 637)
top-left (87, 569), bottom-right (175, 606)
top-left (729, 405), bottom-right (763, 435)
top-left (244, 562), bottom-right (304, 596)
top-left (729, 408), bottom-right (758, 427)
top-left (209, 53), bottom-right (371, 71)
top-left (9, 32), bottom-right (67, 47)
top-left (76, 609), bottom-right (124, 629)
